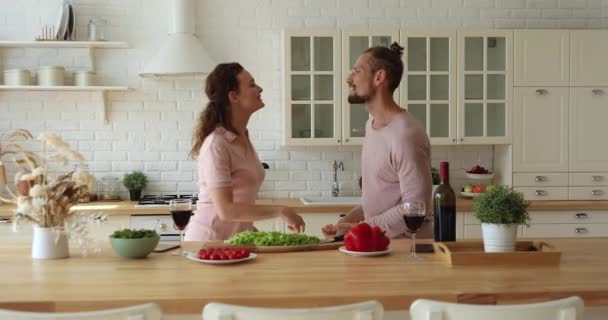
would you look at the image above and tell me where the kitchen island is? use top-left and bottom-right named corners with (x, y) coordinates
top-left (1, 238), bottom-right (607, 318)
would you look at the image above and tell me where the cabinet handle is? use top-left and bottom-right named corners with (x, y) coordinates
top-left (337, 139), bottom-right (341, 143)
top-left (345, 139), bottom-right (349, 142)
top-left (575, 227), bottom-right (589, 234)
top-left (592, 175), bottom-right (603, 182)
top-left (575, 213), bottom-right (589, 219)
top-left (452, 138), bottom-right (456, 142)
top-left (460, 138), bottom-right (464, 142)
top-left (535, 190), bottom-right (547, 196)
top-left (591, 190), bottom-right (604, 196)
top-left (158, 223), bottom-right (168, 231)
top-left (534, 176), bottom-right (547, 182)
top-left (535, 89), bottom-right (548, 95)
top-left (93, 216), bottom-right (107, 222)
top-left (592, 89), bottom-right (604, 95)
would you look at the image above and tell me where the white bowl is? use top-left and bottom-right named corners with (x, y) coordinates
top-left (466, 172), bottom-right (495, 180)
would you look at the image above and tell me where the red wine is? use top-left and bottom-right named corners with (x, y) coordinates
top-left (433, 161), bottom-right (456, 241)
top-left (404, 215), bottom-right (425, 232)
top-left (171, 210), bottom-right (192, 230)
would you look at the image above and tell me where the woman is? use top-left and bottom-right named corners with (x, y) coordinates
top-left (185, 63), bottom-right (305, 241)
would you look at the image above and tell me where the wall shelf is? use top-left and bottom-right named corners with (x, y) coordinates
top-left (0, 41), bottom-right (129, 48)
top-left (0, 85), bottom-right (130, 124)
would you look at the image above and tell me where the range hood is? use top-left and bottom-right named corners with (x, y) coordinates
top-left (139, 0), bottom-right (214, 78)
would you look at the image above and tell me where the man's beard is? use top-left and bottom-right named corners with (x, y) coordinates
top-left (348, 93), bottom-right (370, 104)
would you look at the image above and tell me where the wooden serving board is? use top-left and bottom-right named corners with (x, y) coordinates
top-left (435, 240), bottom-right (561, 267)
top-left (202, 241), bottom-right (344, 253)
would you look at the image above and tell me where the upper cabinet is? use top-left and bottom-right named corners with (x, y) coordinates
top-left (457, 30), bottom-right (513, 144)
top-left (514, 30), bottom-right (569, 87)
top-left (341, 30), bottom-right (399, 146)
top-left (570, 31), bottom-right (608, 87)
top-left (401, 31), bottom-right (457, 145)
top-left (283, 30), bottom-right (341, 146)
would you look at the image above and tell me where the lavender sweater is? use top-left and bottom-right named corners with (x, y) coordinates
top-left (361, 111), bottom-right (433, 239)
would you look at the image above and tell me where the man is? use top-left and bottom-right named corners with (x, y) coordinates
top-left (322, 43), bottom-right (432, 239)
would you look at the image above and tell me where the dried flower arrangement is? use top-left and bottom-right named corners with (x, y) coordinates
top-left (0, 129), bottom-right (105, 254)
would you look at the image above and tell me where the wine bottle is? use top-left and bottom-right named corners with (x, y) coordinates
top-left (433, 161), bottom-right (456, 241)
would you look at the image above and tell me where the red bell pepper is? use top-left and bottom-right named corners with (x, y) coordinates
top-left (344, 223), bottom-right (390, 252)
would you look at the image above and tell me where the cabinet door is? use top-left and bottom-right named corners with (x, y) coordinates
top-left (284, 30), bottom-right (341, 146)
top-left (341, 30), bottom-right (399, 146)
top-left (513, 87), bottom-right (569, 172)
top-left (514, 30), bottom-right (569, 87)
top-left (402, 31), bottom-right (457, 145)
top-left (569, 87), bottom-right (608, 171)
top-left (458, 30), bottom-right (513, 144)
top-left (300, 213), bottom-right (342, 238)
top-left (570, 31), bottom-right (608, 86)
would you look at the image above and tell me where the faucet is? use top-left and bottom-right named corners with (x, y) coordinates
top-left (332, 160), bottom-right (344, 197)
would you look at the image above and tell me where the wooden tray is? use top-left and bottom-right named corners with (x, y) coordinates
top-left (203, 241), bottom-right (344, 253)
top-left (434, 241), bottom-right (561, 266)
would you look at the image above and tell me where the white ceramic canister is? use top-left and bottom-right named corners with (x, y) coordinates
top-left (37, 66), bottom-right (65, 86)
top-left (73, 71), bottom-right (96, 86)
top-left (3, 69), bottom-right (32, 86)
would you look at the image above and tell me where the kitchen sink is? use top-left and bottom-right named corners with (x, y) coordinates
top-left (299, 196), bottom-right (362, 205)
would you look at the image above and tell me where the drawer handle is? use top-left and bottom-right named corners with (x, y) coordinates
top-left (93, 216), bottom-right (107, 222)
top-left (592, 89), bottom-right (604, 95)
top-left (591, 190), bottom-right (604, 196)
top-left (535, 89), bottom-right (548, 95)
top-left (592, 175), bottom-right (603, 182)
top-left (575, 227), bottom-right (589, 234)
top-left (534, 176), bottom-right (547, 182)
top-left (535, 190), bottom-right (547, 196)
top-left (575, 213), bottom-right (589, 219)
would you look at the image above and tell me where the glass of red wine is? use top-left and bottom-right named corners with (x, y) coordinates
top-left (400, 200), bottom-right (426, 259)
top-left (170, 198), bottom-right (192, 256)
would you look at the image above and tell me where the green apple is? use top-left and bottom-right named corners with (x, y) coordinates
top-left (486, 184), bottom-right (495, 191)
top-left (464, 184), bottom-right (473, 193)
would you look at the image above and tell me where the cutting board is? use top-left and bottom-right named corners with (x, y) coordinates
top-left (203, 241), bottom-right (344, 253)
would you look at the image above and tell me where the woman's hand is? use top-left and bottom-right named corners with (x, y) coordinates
top-left (322, 222), bottom-right (356, 238)
top-left (280, 207), bottom-right (305, 233)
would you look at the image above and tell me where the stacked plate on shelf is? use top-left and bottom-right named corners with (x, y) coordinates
top-left (53, 0), bottom-right (76, 40)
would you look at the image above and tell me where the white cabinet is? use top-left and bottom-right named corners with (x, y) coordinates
top-left (461, 212), bottom-right (523, 239)
top-left (299, 213), bottom-right (341, 238)
top-left (569, 87), bottom-right (608, 172)
top-left (513, 87), bottom-right (569, 172)
top-left (284, 30), bottom-right (342, 146)
top-left (523, 211), bottom-right (608, 238)
top-left (457, 30), bottom-right (513, 144)
top-left (401, 31), bottom-right (457, 145)
top-left (514, 30), bottom-right (569, 87)
top-left (254, 218), bottom-right (284, 232)
top-left (341, 30), bottom-right (399, 145)
top-left (570, 31), bottom-right (608, 86)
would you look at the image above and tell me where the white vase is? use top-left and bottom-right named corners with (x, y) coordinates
top-left (481, 223), bottom-right (518, 252)
top-left (32, 227), bottom-right (69, 259)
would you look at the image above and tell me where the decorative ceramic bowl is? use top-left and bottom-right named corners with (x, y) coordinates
top-left (109, 235), bottom-right (160, 259)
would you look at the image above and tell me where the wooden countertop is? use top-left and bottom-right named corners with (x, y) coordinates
top-left (3, 199), bottom-right (608, 217)
top-left (1, 238), bottom-right (608, 314)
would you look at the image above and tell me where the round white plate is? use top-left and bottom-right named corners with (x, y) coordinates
top-left (460, 191), bottom-right (482, 198)
top-left (186, 252), bottom-right (257, 265)
top-left (338, 246), bottom-right (392, 257)
top-left (466, 172), bottom-right (495, 180)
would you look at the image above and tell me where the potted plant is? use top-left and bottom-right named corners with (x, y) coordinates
top-left (473, 185), bottom-right (530, 252)
top-left (0, 130), bottom-right (100, 259)
top-left (122, 171), bottom-right (148, 201)
top-left (109, 228), bottom-right (160, 259)
top-left (431, 167), bottom-right (440, 193)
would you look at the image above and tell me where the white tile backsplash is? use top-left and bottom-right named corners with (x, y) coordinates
top-left (0, 0), bottom-right (606, 198)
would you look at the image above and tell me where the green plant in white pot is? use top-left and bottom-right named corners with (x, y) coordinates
top-left (122, 171), bottom-right (148, 201)
top-left (473, 185), bottom-right (530, 252)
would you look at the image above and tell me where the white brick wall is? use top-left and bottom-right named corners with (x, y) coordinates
top-left (0, 0), bottom-right (606, 199)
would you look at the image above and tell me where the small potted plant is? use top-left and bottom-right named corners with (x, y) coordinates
top-left (473, 185), bottom-right (530, 252)
top-left (431, 167), bottom-right (440, 193)
top-left (122, 171), bottom-right (148, 201)
top-left (109, 228), bottom-right (160, 259)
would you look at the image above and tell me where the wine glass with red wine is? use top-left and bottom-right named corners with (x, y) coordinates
top-left (170, 199), bottom-right (192, 256)
top-left (399, 200), bottom-right (426, 259)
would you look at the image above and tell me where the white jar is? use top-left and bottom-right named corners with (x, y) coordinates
top-left (37, 66), bottom-right (65, 86)
top-left (3, 69), bottom-right (32, 86)
top-left (73, 71), bottom-right (95, 86)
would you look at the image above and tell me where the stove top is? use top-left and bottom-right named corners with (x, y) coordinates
top-left (134, 194), bottom-right (198, 208)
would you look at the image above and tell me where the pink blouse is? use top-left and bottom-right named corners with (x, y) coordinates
top-left (184, 127), bottom-right (265, 241)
